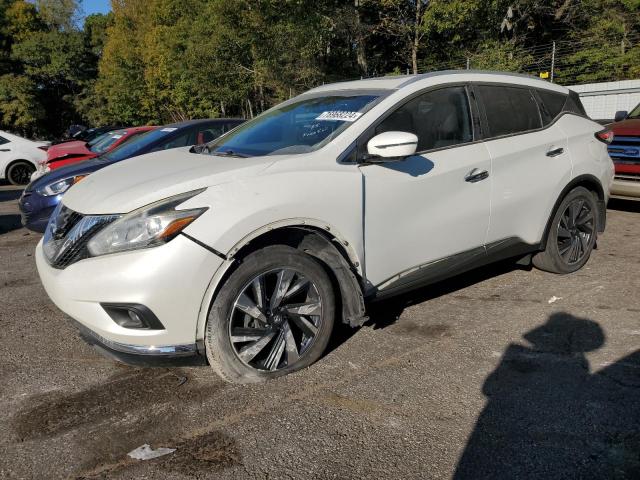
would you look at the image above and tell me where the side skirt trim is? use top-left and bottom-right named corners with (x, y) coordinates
top-left (370, 237), bottom-right (540, 301)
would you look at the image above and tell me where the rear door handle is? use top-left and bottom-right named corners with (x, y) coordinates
top-left (465, 168), bottom-right (489, 183)
top-left (0, 148), bottom-right (10, 152)
top-left (546, 147), bottom-right (564, 157)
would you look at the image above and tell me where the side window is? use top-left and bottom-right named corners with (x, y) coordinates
top-left (224, 122), bottom-right (241, 133)
top-left (563, 90), bottom-right (587, 116)
top-left (0, 136), bottom-right (9, 146)
top-left (535, 89), bottom-right (567, 125)
top-left (477, 85), bottom-right (542, 137)
top-left (375, 86), bottom-right (473, 151)
top-left (196, 125), bottom-right (224, 144)
top-left (152, 132), bottom-right (191, 151)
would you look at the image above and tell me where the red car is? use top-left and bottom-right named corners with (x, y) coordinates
top-left (35, 126), bottom-right (156, 177)
top-left (608, 103), bottom-right (640, 199)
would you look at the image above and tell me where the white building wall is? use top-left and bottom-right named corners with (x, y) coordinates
top-left (567, 79), bottom-right (640, 120)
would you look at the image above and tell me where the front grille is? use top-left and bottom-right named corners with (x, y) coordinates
top-left (608, 135), bottom-right (640, 163)
top-left (43, 204), bottom-right (119, 269)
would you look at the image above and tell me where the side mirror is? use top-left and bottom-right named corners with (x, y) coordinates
top-left (614, 110), bottom-right (628, 122)
top-left (366, 131), bottom-right (418, 160)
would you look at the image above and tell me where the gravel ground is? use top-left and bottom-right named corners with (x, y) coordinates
top-left (1, 183), bottom-right (639, 480)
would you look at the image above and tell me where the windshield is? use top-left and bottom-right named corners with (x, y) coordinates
top-left (90, 130), bottom-right (126, 153)
top-left (101, 127), bottom-right (169, 162)
top-left (87, 132), bottom-right (110, 148)
top-left (205, 94), bottom-right (381, 157)
top-left (628, 103), bottom-right (640, 119)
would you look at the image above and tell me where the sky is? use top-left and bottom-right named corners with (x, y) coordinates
top-left (80, 0), bottom-right (111, 19)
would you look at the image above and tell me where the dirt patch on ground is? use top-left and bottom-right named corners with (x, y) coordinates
top-left (12, 368), bottom-right (217, 441)
top-left (160, 431), bottom-right (241, 476)
top-left (392, 322), bottom-right (451, 339)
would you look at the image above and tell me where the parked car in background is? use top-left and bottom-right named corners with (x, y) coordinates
top-left (34, 72), bottom-right (613, 383)
top-left (34, 126), bottom-right (157, 179)
top-left (20, 118), bottom-right (244, 232)
top-left (52, 125), bottom-right (124, 146)
top-left (0, 130), bottom-right (50, 185)
top-left (608, 103), bottom-right (640, 199)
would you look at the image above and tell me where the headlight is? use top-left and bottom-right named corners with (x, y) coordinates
top-left (37, 175), bottom-right (86, 196)
top-left (87, 189), bottom-right (207, 257)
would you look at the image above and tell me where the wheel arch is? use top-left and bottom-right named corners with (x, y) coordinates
top-left (196, 223), bottom-right (368, 345)
top-left (540, 174), bottom-right (606, 250)
top-left (5, 158), bottom-right (35, 177)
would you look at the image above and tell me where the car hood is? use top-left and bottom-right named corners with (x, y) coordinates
top-left (62, 147), bottom-right (277, 214)
top-left (609, 118), bottom-right (640, 136)
top-left (47, 140), bottom-right (92, 162)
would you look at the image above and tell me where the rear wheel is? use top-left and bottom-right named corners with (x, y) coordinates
top-left (533, 186), bottom-right (598, 274)
top-left (6, 161), bottom-right (35, 185)
top-left (205, 245), bottom-right (335, 383)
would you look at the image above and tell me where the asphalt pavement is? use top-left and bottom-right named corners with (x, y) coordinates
top-left (1, 182), bottom-right (639, 479)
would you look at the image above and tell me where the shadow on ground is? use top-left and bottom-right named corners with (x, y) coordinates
top-left (608, 198), bottom-right (640, 213)
top-left (0, 214), bottom-right (22, 234)
top-left (455, 312), bottom-right (640, 479)
top-left (326, 259), bottom-right (525, 355)
top-left (0, 188), bottom-right (22, 202)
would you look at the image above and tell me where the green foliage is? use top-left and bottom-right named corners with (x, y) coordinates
top-left (0, 74), bottom-right (44, 132)
top-left (0, 0), bottom-right (639, 138)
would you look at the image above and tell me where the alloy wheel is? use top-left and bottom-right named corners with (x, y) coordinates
top-left (228, 268), bottom-right (323, 372)
top-left (556, 197), bottom-right (594, 265)
top-left (9, 163), bottom-right (34, 185)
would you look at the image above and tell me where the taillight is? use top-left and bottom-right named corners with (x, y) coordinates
top-left (595, 129), bottom-right (614, 144)
top-left (38, 145), bottom-right (49, 151)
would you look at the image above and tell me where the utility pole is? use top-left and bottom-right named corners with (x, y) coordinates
top-left (466, 57), bottom-right (470, 70)
top-left (550, 41), bottom-right (556, 83)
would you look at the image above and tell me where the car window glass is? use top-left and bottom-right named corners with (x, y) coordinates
top-left (90, 130), bottom-right (128, 153)
top-left (87, 132), bottom-right (111, 147)
top-left (155, 131), bottom-right (191, 151)
top-left (207, 94), bottom-right (382, 157)
top-left (563, 91), bottom-right (587, 116)
top-left (375, 86), bottom-right (473, 151)
top-left (478, 85), bottom-right (542, 137)
top-left (0, 136), bottom-right (9, 146)
top-left (224, 122), bottom-right (242, 133)
top-left (196, 125), bottom-right (224, 144)
top-left (536, 90), bottom-right (566, 125)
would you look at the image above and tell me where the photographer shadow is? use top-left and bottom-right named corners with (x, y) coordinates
top-left (455, 312), bottom-right (640, 479)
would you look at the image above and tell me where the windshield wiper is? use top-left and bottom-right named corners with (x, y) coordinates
top-left (212, 149), bottom-right (248, 158)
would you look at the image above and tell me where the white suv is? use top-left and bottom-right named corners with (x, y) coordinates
top-left (36, 71), bottom-right (614, 383)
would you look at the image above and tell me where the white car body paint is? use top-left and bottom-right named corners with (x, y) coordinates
top-left (0, 130), bottom-right (48, 180)
top-left (37, 71), bottom-right (614, 354)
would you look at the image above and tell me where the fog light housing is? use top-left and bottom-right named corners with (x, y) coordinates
top-left (101, 303), bottom-right (165, 330)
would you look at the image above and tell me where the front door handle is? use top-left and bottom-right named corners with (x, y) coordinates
top-left (546, 147), bottom-right (564, 157)
top-left (465, 168), bottom-right (489, 183)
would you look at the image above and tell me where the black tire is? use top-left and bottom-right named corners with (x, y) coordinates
top-left (6, 160), bottom-right (35, 186)
top-left (533, 186), bottom-right (598, 274)
top-left (205, 245), bottom-right (335, 383)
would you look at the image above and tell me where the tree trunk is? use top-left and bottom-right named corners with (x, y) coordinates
top-left (247, 98), bottom-right (254, 118)
top-left (411, 0), bottom-right (423, 74)
top-left (355, 0), bottom-right (368, 75)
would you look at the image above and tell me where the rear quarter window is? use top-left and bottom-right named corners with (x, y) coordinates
top-left (0, 136), bottom-right (8, 146)
top-left (563, 91), bottom-right (587, 116)
top-left (477, 85), bottom-right (542, 138)
top-left (535, 89), bottom-right (567, 125)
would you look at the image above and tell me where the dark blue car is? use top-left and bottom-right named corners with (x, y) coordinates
top-left (19, 118), bottom-right (244, 232)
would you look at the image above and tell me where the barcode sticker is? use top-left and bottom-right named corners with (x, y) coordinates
top-left (316, 111), bottom-right (363, 122)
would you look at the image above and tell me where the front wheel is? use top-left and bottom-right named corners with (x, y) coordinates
top-left (205, 245), bottom-right (335, 383)
top-left (7, 161), bottom-right (35, 186)
top-left (533, 186), bottom-right (598, 274)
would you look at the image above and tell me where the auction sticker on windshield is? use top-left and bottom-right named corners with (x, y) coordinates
top-left (316, 111), bottom-right (363, 122)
